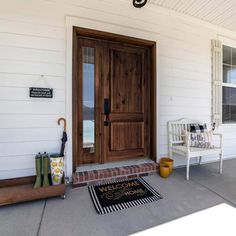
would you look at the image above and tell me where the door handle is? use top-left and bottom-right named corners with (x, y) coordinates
top-left (104, 98), bottom-right (109, 115)
top-left (104, 98), bottom-right (110, 126)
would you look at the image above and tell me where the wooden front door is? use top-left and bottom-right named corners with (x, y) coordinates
top-left (73, 27), bottom-right (155, 169)
top-left (103, 42), bottom-right (150, 162)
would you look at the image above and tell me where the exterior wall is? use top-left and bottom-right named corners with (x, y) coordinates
top-left (1, 0), bottom-right (236, 179)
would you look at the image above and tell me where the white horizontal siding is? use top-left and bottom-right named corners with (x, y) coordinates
top-left (0, 128), bottom-right (62, 143)
top-left (0, 60), bottom-right (64, 76)
top-left (0, 19), bottom-right (64, 39)
top-left (160, 96), bottom-right (210, 107)
top-left (0, 46), bottom-right (65, 64)
top-left (0, 0), bottom-right (236, 179)
top-left (0, 101), bottom-right (65, 114)
top-left (0, 33), bottom-right (64, 51)
top-left (0, 0), bottom-right (67, 179)
top-left (0, 155), bottom-right (35, 171)
top-left (160, 86), bottom-right (210, 98)
top-left (0, 141), bottom-right (61, 157)
top-left (160, 66), bottom-right (211, 81)
top-left (0, 115), bottom-right (64, 129)
top-left (0, 169), bottom-right (36, 179)
top-left (0, 87), bottom-right (64, 101)
top-left (0, 74), bottom-right (64, 89)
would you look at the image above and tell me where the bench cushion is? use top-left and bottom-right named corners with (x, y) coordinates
top-left (172, 145), bottom-right (221, 157)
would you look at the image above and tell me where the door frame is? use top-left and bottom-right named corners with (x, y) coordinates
top-left (72, 26), bottom-right (156, 171)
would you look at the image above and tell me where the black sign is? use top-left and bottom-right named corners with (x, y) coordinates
top-left (30, 87), bottom-right (53, 98)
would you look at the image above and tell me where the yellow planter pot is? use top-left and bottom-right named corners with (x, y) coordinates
top-left (160, 157), bottom-right (174, 174)
top-left (159, 163), bottom-right (170, 178)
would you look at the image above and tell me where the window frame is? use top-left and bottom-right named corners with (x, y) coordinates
top-left (222, 43), bottom-right (236, 124)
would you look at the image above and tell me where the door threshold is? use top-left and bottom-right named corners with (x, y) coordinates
top-left (76, 157), bottom-right (154, 172)
top-left (73, 158), bottom-right (158, 188)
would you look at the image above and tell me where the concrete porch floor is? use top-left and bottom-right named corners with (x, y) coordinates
top-left (1, 159), bottom-right (236, 236)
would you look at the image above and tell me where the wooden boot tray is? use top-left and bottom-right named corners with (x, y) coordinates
top-left (0, 174), bottom-right (66, 206)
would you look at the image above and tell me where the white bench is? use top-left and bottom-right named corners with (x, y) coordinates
top-left (168, 118), bottom-right (223, 180)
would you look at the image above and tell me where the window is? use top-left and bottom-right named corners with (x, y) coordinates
top-left (222, 45), bottom-right (236, 123)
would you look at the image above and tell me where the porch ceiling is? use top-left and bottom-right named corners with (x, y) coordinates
top-left (149, 0), bottom-right (236, 32)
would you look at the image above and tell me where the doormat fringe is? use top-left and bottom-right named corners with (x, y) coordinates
top-left (88, 177), bottom-right (163, 214)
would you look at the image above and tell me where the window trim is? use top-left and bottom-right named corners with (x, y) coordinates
top-left (213, 36), bottom-right (236, 127)
top-left (222, 82), bottom-right (236, 88)
top-left (222, 43), bottom-right (236, 125)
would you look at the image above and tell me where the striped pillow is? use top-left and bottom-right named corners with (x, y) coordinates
top-left (190, 124), bottom-right (207, 133)
top-left (185, 130), bottom-right (213, 148)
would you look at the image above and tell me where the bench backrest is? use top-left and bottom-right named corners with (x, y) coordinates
top-left (168, 118), bottom-right (202, 145)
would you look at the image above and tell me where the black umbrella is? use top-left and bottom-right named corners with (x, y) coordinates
top-left (58, 118), bottom-right (67, 157)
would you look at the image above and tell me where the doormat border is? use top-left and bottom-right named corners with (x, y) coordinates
top-left (88, 177), bottom-right (163, 214)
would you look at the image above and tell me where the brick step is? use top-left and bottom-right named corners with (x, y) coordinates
top-left (72, 163), bottom-right (159, 187)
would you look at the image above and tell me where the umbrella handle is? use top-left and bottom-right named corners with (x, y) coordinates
top-left (58, 118), bottom-right (66, 132)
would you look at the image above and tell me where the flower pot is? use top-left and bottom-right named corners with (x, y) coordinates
top-left (160, 157), bottom-right (174, 174)
top-left (159, 163), bottom-right (170, 178)
top-left (49, 154), bottom-right (64, 186)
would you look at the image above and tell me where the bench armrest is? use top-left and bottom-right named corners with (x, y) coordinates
top-left (169, 132), bottom-right (190, 152)
top-left (213, 133), bottom-right (223, 149)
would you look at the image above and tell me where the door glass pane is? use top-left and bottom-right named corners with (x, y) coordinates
top-left (82, 47), bottom-right (95, 153)
top-left (223, 87), bottom-right (236, 123)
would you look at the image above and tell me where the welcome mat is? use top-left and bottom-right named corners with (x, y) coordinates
top-left (88, 177), bottom-right (163, 214)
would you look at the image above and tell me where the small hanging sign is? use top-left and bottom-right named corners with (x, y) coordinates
top-left (29, 87), bottom-right (53, 98)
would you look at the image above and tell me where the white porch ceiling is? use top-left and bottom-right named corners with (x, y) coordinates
top-left (149, 0), bottom-right (236, 32)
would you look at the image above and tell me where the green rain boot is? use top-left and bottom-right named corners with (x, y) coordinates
top-left (34, 153), bottom-right (42, 188)
top-left (42, 152), bottom-right (50, 187)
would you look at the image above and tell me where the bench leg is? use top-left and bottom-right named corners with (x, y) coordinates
top-left (219, 153), bottom-right (223, 174)
top-left (198, 156), bottom-right (202, 165)
top-left (168, 148), bottom-right (173, 159)
top-left (186, 158), bottom-right (190, 180)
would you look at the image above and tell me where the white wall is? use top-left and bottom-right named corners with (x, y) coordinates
top-left (1, 0), bottom-right (236, 179)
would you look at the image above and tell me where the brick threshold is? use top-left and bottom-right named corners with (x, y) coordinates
top-left (72, 163), bottom-right (159, 188)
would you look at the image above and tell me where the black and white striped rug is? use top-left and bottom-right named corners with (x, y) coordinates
top-left (88, 177), bottom-right (163, 214)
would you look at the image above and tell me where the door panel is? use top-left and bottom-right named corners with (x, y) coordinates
top-left (110, 50), bottom-right (143, 113)
top-left (110, 122), bottom-right (144, 151)
top-left (103, 42), bottom-right (149, 162)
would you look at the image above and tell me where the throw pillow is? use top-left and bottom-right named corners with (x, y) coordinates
top-left (185, 130), bottom-right (213, 148)
top-left (190, 123), bottom-right (207, 133)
